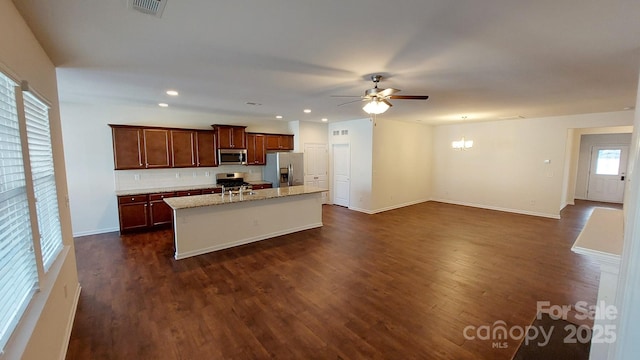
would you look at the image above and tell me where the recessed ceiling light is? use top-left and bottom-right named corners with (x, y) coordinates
top-left (276, 115), bottom-right (283, 119)
top-left (158, 103), bottom-right (169, 107)
top-left (303, 109), bottom-right (311, 113)
top-left (166, 90), bottom-right (179, 96)
top-left (321, 118), bottom-right (328, 122)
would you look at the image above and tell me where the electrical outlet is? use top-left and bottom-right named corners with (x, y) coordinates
top-left (205, 171), bottom-right (210, 177)
top-left (175, 173), bottom-right (180, 179)
top-left (134, 174), bottom-right (140, 181)
top-left (193, 172), bottom-right (197, 178)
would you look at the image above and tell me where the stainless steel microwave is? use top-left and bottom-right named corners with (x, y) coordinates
top-left (218, 149), bottom-right (247, 165)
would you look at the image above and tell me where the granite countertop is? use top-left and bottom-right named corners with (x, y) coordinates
top-left (115, 181), bottom-right (272, 196)
top-left (164, 185), bottom-right (327, 210)
top-left (247, 180), bottom-right (272, 185)
top-left (115, 184), bottom-right (220, 196)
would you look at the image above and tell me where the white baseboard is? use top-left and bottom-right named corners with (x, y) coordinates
top-left (430, 198), bottom-right (561, 219)
top-left (175, 222), bottom-right (323, 260)
top-left (347, 206), bottom-right (375, 214)
top-left (348, 198), bottom-right (430, 215)
top-left (59, 284), bottom-right (81, 360)
top-left (72, 226), bottom-right (120, 237)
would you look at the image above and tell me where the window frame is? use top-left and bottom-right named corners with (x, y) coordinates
top-left (0, 69), bottom-right (67, 355)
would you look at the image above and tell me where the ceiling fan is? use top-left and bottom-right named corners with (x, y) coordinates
top-left (333, 75), bottom-right (429, 114)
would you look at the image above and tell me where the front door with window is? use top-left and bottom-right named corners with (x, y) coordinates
top-left (587, 145), bottom-right (628, 203)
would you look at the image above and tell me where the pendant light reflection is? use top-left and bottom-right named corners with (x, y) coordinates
top-left (363, 99), bottom-right (391, 115)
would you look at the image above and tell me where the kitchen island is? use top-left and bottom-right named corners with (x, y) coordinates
top-left (164, 185), bottom-right (327, 259)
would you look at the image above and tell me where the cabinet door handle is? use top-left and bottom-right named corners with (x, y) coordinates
top-left (131, 197), bottom-right (135, 201)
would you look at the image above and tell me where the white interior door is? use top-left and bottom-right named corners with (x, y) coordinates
top-left (304, 143), bottom-right (328, 202)
top-left (587, 145), bottom-right (628, 203)
top-left (332, 144), bottom-right (350, 207)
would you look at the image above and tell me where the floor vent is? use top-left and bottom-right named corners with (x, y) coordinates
top-left (128, 0), bottom-right (168, 18)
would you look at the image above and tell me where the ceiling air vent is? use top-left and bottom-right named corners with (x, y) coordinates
top-left (128, 0), bottom-right (168, 18)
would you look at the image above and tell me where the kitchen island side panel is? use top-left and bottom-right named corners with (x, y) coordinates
top-left (173, 192), bottom-right (323, 259)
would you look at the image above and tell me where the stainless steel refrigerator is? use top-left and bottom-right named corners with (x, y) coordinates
top-left (264, 152), bottom-right (304, 187)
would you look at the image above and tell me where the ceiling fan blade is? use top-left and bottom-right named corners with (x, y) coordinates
top-left (378, 88), bottom-right (400, 97)
top-left (388, 95), bottom-right (429, 100)
top-left (337, 98), bottom-right (366, 106)
top-left (382, 99), bottom-right (393, 107)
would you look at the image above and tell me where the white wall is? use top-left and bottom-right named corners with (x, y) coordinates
top-left (59, 101), bottom-right (291, 236)
top-left (296, 120), bottom-right (329, 147)
top-left (328, 118), bottom-right (432, 214)
top-left (371, 119), bottom-right (432, 211)
top-left (0, 1), bottom-right (80, 359)
top-left (574, 133), bottom-right (632, 199)
top-left (431, 111), bottom-right (634, 218)
top-left (328, 118), bottom-right (373, 211)
top-left (615, 71), bottom-right (640, 359)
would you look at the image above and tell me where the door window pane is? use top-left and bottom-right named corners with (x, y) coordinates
top-left (595, 149), bottom-right (621, 175)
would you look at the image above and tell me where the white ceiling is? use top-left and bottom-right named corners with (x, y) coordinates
top-left (13, 0), bottom-right (640, 125)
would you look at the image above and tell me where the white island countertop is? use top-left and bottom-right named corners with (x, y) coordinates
top-left (164, 185), bottom-right (327, 210)
top-left (571, 207), bottom-right (624, 264)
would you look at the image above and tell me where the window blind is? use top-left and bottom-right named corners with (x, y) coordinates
top-left (0, 74), bottom-right (38, 351)
top-left (23, 91), bottom-right (62, 271)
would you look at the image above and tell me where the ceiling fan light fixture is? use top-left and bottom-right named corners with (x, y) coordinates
top-left (363, 99), bottom-right (390, 114)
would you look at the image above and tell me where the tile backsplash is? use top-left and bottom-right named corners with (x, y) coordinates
top-left (115, 166), bottom-right (264, 191)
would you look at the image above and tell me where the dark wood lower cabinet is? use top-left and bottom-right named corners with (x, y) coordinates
top-left (118, 188), bottom-right (220, 232)
top-left (251, 183), bottom-right (272, 190)
top-left (176, 190), bottom-right (202, 197)
top-left (201, 188), bottom-right (222, 194)
top-left (118, 195), bottom-right (149, 232)
top-left (149, 193), bottom-right (175, 227)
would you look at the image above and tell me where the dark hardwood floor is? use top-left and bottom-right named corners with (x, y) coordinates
top-left (66, 200), bottom-right (620, 359)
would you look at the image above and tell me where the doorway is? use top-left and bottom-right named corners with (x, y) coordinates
top-left (332, 143), bottom-right (350, 207)
top-left (587, 145), bottom-right (629, 203)
top-left (304, 143), bottom-right (328, 203)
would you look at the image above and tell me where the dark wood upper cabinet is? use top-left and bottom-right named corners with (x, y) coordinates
top-left (265, 134), bottom-right (294, 151)
top-left (196, 131), bottom-right (217, 167)
top-left (170, 130), bottom-right (196, 167)
top-left (111, 126), bottom-right (145, 170)
top-left (246, 133), bottom-right (266, 165)
top-left (213, 125), bottom-right (247, 149)
top-left (281, 135), bottom-right (294, 150)
top-left (143, 128), bottom-right (171, 168)
top-left (111, 124), bottom-right (292, 170)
